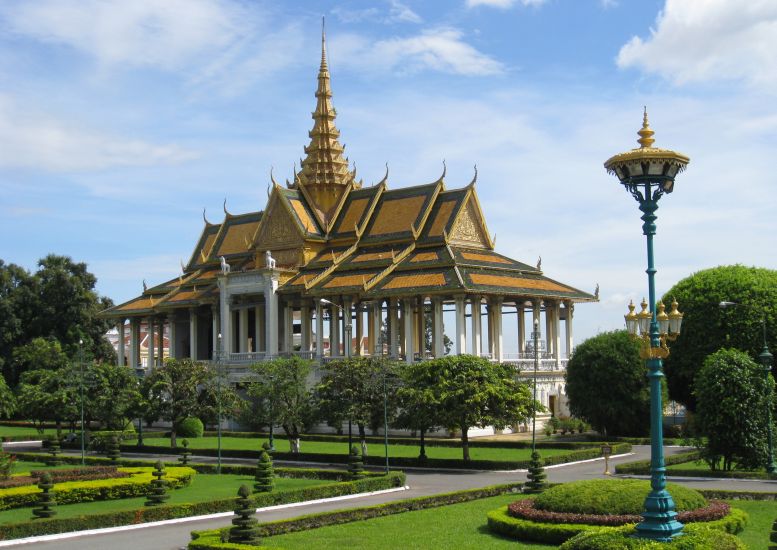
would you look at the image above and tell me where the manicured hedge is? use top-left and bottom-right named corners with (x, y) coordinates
top-left (699, 489), bottom-right (777, 501)
top-left (0, 466), bottom-right (195, 511)
top-left (189, 482), bottom-right (524, 549)
top-left (559, 524), bottom-right (745, 549)
top-left (0, 472), bottom-right (405, 541)
top-left (615, 450), bottom-right (776, 479)
top-left (614, 450), bottom-right (701, 474)
top-left (122, 442), bottom-right (632, 470)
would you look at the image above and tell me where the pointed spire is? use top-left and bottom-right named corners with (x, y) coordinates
top-left (320, 16), bottom-right (328, 72)
top-left (637, 106), bottom-right (655, 148)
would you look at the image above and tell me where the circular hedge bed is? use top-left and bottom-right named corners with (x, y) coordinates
top-left (559, 524), bottom-right (746, 549)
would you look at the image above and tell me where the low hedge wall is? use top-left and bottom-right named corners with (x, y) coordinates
top-left (614, 450), bottom-right (701, 475)
top-left (0, 466), bottom-right (195, 511)
top-left (0, 471), bottom-right (405, 541)
top-left (700, 489), bottom-right (777, 501)
top-left (121, 442), bottom-right (632, 470)
top-left (487, 504), bottom-right (748, 545)
top-left (559, 523), bottom-right (745, 550)
top-left (189, 482), bottom-right (523, 549)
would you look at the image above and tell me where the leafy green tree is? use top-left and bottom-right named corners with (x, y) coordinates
top-left (0, 260), bottom-right (36, 382)
top-left (143, 358), bottom-right (214, 447)
top-left (663, 265), bottom-right (777, 411)
top-left (565, 330), bottom-right (657, 437)
top-left (694, 348), bottom-right (770, 471)
top-left (417, 355), bottom-right (533, 461)
top-left (0, 374), bottom-right (15, 418)
top-left (395, 363), bottom-right (444, 461)
top-left (196, 376), bottom-right (244, 430)
top-left (247, 356), bottom-right (316, 454)
top-left (90, 362), bottom-right (142, 430)
top-left (314, 357), bottom-right (401, 456)
top-left (16, 367), bottom-right (79, 434)
top-left (8, 337), bottom-right (68, 388)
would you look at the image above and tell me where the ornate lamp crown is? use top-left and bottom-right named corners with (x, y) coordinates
top-left (604, 108), bottom-right (690, 192)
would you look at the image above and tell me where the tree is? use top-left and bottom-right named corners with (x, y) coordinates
top-left (395, 363), bottom-right (444, 461)
top-left (8, 337), bottom-right (68, 388)
top-left (247, 356), bottom-right (316, 454)
top-left (0, 374), bottom-right (14, 419)
top-left (0, 260), bottom-right (36, 382)
top-left (565, 330), bottom-right (657, 437)
top-left (417, 355), bottom-right (533, 461)
top-left (16, 367), bottom-right (78, 434)
top-left (662, 265), bottom-right (777, 411)
top-left (90, 362), bottom-right (142, 430)
top-left (143, 358), bottom-right (214, 447)
top-left (314, 357), bottom-right (401, 456)
top-left (694, 348), bottom-right (769, 471)
top-left (423, 309), bottom-right (453, 356)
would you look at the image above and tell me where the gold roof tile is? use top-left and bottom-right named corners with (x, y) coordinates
top-left (216, 221), bottom-right (259, 256)
top-left (338, 198), bottom-right (369, 232)
top-left (368, 196), bottom-right (426, 236)
top-left (117, 297), bottom-right (155, 311)
top-left (322, 272), bottom-right (376, 289)
top-left (462, 251), bottom-right (511, 264)
top-left (289, 198), bottom-right (320, 234)
top-left (427, 199), bottom-right (457, 237)
top-left (469, 273), bottom-right (570, 292)
top-left (383, 273), bottom-right (446, 290)
top-left (410, 252), bottom-right (438, 263)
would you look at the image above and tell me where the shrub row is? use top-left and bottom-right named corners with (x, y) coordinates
top-left (122, 442), bottom-right (631, 470)
top-left (509, 498), bottom-right (730, 526)
top-left (559, 523), bottom-right (746, 550)
top-left (614, 450), bottom-right (701, 475)
top-left (0, 466), bottom-right (194, 511)
top-left (189, 482), bottom-right (524, 549)
top-left (487, 505), bottom-right (748, 546)
top-left (30, 466), bottom-right (130, 483)
top-left (202, 430), bottom-right (615, 450)
top-left (0, 472), bottom-right (404, 541)
top-left (699, 489), bottom-right (777, 501)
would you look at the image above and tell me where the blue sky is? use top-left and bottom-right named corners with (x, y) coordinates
top-left (1, 0), bottom-right (776, 346)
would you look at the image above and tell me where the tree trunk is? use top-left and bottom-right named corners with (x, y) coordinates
top-left (419, 428), bottom-right (427, 460)
top-left (55, 420), bottom-right (62, 439)
top-left (170, 429), bottom-right (178, 448)
top-left (358, 424), bottom-right (368, 456)
top-left (460, 424), bottom-right (470, 461)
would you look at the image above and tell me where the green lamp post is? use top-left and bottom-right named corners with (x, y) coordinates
top-left (605, 108), bottom-right (689, 541)
top-left (758, 320), bottom-right (776, 474)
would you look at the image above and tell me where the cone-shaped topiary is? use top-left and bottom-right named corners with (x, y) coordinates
top-left (229, 484), bottom-right (260, 544)
top-left (178, 439), bottom-right (191, 465)
top-left (347, 445), bottom-right (365, 481)
top-left (254, 450), bottom-right (274, 492)
top-left (47, 436), bottom-right (61, 466)
top-left (262, 441), bottom-right (274, 456)
top-left (524, 451), bottom-right (548, 494)
top-left (106, 435), bottom-right (121, 462)
top-left (144, 460), bottom-right (170, 506)
top-left (32, 473), bottom-right (56, 519)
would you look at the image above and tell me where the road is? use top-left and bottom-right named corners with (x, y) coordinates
top-left (3, 445), bottom-right (776, 549)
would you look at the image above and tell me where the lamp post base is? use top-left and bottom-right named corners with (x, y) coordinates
top-left (634, 489), bottom-right (684, 541)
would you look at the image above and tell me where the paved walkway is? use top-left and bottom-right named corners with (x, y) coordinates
top-left (3, 445), bottom-right (776, 549)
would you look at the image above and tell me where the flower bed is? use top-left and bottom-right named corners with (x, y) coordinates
top-left (0, 466), bottom-right (130, 490)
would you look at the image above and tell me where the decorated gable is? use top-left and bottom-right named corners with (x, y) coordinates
top-left (449, 195), bottom-right (491, 249)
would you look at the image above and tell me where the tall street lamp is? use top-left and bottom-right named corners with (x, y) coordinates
top-left (530, 318), bottom-right (540, 454)
top-left (78, 339), bottom-right (86, 466)
top-left (216, 332), bottom-right (223, 475)
top-left (720, 301), bottom-right (776, 473)
top-left (135, 368), bottom-right (145, 448)
top-left (606, 108), bottom-right (689, 541)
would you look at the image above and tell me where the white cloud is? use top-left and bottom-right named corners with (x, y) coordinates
top-left (465, 0), bottom-right (547, 8)
top-left (332, 1), bottom-right (422, 24)
top-left (617, 0), bottom-right (777, 89)
top-left (331, 28), bottom-right (504, 76)
top-left (0, 95), bottom-right (198, 171)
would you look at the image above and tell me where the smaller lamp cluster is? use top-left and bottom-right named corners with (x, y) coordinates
top-left (624, 298), bottom-right (683, 359)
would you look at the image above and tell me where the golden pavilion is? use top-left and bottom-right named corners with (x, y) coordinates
top-left (103, 28), bottom-right (596, 414)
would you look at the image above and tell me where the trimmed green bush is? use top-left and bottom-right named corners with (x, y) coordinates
top-left (534, 479), bottom-right (707, 515)
top-left (46, 437), bottom-right (61, 466)
top-left (0, 452), bottom-right (16, 479)
top-left (347, 446), bottom-right (364, 481)
top-left (229, 485), bottom-right (259, 544)
top-left (254, 451), bottom-right (273, 493)
top-left (179, 439), bottom-right (192, 465)
top-left (145, 460), bottom-right (170, 506)
top-left (31, 473), bottom-right (55, 520)
top-left (524, 451), bottom-right (547, 494)
top-left (615, 450), bottom-right (702, 475)
top-left (106, 435), bottom-right (121, 462)
top-left (178, 418), bottom-right (205, 438)
top-left (559, 523), bottom-right (745, 549)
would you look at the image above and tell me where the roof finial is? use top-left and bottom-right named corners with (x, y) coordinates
top-left (202, 208), bottom-right (210, 225)
top-left (321, 16), bottom-right (327, 71)
top-left (637, 106), bottom-right (655, 148)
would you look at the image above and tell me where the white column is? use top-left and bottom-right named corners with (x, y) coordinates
top-left (158, 318), bottom-right (165, 363)
top-left (117, 320), bottom-right (125, 367)
top-left (455, 296), bottom-right (466, 355)
top-left (545, 302), bottom-right (554, 357)
top-left (471, 297), bottom-right (482, 357)
top-left (492, 297), bottom-right (503, 362)
top-left (211, 305), bottom-right (220, 360)
top-left (264, 274), bottom-right (279, 356)
top-left (168, 315), bottom-right (178, 359)
top-left (565, 301), bottom-right (574, 358)
top-left (316, 301), bottom-right (324, 358)
top-left (189, 309), bottom-right (199, 360)
top-left (415, 298), bottom-right (425, 356)
top-left (487, 303), bottom-right (495, 357)
top-left (370, 301), bottom-right (381, 355)
top-left (219, 277), bottom-right (232, 355)
top-left (432, 298), bottom-right (444, 358)
top-left (301, 304), bottom-right (311, 352)
top-left (254, 305), bottom-right (263, 352)
top-left (355, 303), bottom-right (364, 356)
top-left (238, 308), bottom-right (249, 353)
top-left (532, 300), bottom-right (542, 357)
top-left (147, 318), bottom-right (155, 369)
top-left (403, 298), bottom-right (415, 364)
top-left (284, 303), bottom-right (294, 353)
top-left (553, 301), bottom-right (562, 368)
top-left (331, 303), bottom-right (341, 357)
top-left (516, 302), bottom-right (525, 354)
top-left (129, 318), bottom-right (140, 369)
top-left (389, 298), bottom-right (399, 358)
top-left (343, 298), bottom-right (353, 357)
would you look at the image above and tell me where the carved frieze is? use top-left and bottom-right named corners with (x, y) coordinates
top-left (450, 200), bottom-right (487, 247)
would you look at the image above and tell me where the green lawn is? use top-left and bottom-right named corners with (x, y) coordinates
top-left (259, 495), bottom-right (775, 549)
top-left (0, 466), bottom-right (328, 524)
top-left (0, 426), bottom-right (54, 438)
top-left (666, 460), bottom-right (765, 475)
top-left (139, 437), bottom-right (573, 461)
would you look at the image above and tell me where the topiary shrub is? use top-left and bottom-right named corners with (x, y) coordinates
top-left (32, 473), bottom-right (56, 519)
top-left (178, 439), bottom-right (192, 465)
top-left (524, 451), bottom-right (547, 494)
top-left (105, 435), bottom-right (121, 462)
top-left (144, 460), bottom-right (170, 506)
top-left (229, 484), bottom-right (260, 544)
top-left (533, 479), bottom-right (707, 516)
top-left (347, 445), bottom-right (364, 481)
top-left (177, 417), bottom-right (204, 438)
top-left (262, 441), bottom-right (274, 455)
top-left (559, 523), bottom-right (745, 549)
top-left (254, 450), bottom-right (274, 493)
top-left (47, 437), bottom-right (62, 466)
top-left (0, 451), bottom-right (16, 479)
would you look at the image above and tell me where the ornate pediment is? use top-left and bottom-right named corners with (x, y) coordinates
top-left (450, 198), bottom-right (489, 248)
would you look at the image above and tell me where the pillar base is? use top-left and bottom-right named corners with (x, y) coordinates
top-left (634, 490), bottom-right (684, 541)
